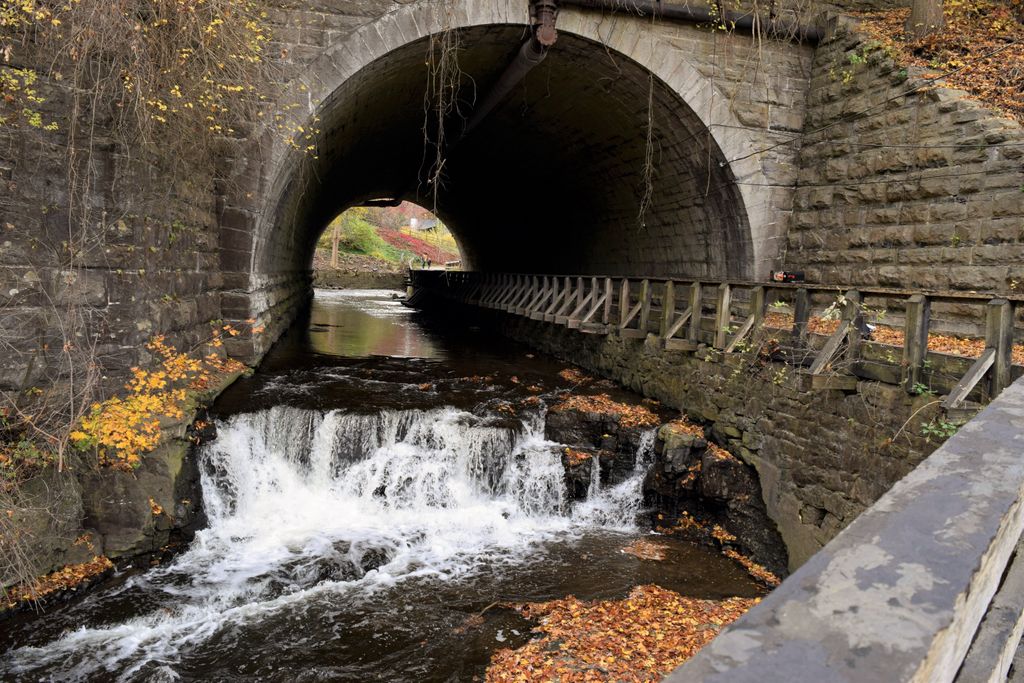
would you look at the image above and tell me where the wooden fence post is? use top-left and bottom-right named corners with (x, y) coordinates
top-left (986, 298), bottom-right (1013, 398)
top-left (602, 278), bottom-right (613, 325)
top-left (638, 279), bottom-right (651, 335)
top-left (844, 290), bottom-right (863, 364)
top-left (688, 283), bottom-right (703, 343)
top-left (714, 283), bottom-right (732, 349)
top-left (902, 294), bottom-right (931, 393)
top-left (660, 281), bottom-right (676, 338)
top-left (619, 279), bottom-right (631, 329)
top-left (792, 288), bottom-right (810, 340)
top-left (751, 286), bottom-right (766, 330)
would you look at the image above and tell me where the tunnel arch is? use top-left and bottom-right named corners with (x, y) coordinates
top-left (222, 0), bottom-right (811, 358)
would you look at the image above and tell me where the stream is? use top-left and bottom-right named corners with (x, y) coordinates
top-left (1, 289), bottom-right (762, 682)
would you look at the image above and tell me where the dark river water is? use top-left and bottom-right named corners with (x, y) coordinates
top-left (2, 289), bottom-right (761, 682)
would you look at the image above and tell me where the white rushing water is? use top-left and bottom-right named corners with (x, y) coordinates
top-left (6, 406), bottom-right (654, 680)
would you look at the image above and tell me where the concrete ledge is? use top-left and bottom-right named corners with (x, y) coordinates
top-left (668, 378), bottom-right (1024, 682)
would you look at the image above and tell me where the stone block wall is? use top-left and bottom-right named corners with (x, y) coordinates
top-left (783, 15), bottom-right (1024, 296)
top-left (0, 62), bottom-right (222, 396)
top-left (499, 314), bottom-right (940, 570)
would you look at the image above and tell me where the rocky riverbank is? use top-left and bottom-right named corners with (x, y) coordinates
top-left (543, 388), bottom-right (789, 580)
top-left (312, 252), bottom-right (406, 290)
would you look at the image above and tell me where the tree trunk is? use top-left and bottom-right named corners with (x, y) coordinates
top-left (330, 220), bottom-right (340, 269)
top-left (906, 0), bottom-right (944, 39)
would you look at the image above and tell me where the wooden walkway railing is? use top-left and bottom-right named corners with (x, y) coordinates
top-left (410, 270), bottom-right (1024, 408)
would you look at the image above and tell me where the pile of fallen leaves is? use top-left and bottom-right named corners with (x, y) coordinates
top-left (2, 556), bottom-right (114, 610)
top-left (856, 0), bottom-right (1024, 123)
top-left (654, 514), bottom-right (780, 588)
top-left (763, 311), bottom-right (794, 330)
top-left (565, 446), bottom-right (598, 466)
top-left (558, 368), bottom-right (593, 384)
top-left (621, 538), bottom-right (668, 560)
top-left (763, 313), bottom-right (1024, 363)
top-left (711, 525), bottom-right (737, 544)
top-left (663, 416), bottom-right (705, 438)
top-left (486, 585), bottom-right (757, 682)
top-left (722, 550), bottom-right (781, 588)
top-left (706, 443), bottom-right (738, 462)
top-left (655, 511), bottom-right (707, 536)
top-left (563, 447), bottom-right (593, 466)
top-left (868, 326), bottom-right (1024, 364)
top-left (550, 394), bottom-right (661, 429)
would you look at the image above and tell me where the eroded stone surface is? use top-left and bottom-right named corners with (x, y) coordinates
top-left (668, 378), bottom-right (1024, 682)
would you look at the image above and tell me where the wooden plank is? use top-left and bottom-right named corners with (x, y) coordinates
top-left (792, 288), bottom-right (810, 340)
top-left (902, 294), bottom-right (931, 393)
top-left (529, 277), bottom-right (555, 319)
top-left (656, 280), bottom-right (694, 344)
top-left (619, 279), bottom-right (632, 328)
top-left (638, 279), bottom-right (652, 335)
top-left (663, 308), bottom-right (693, 341)
top-left (955, 538), bottom-right (1024, 683)
top-left (844, 290), bottom-right (863, 364)
top-left (660, 281), bottom-right (676, 338)
top-left (942, 349), bottom-right (996, 410)
top-left (556, 277), bottom-right (584, 324)
top-left (805, 373), bottom-right (859, 391)
top-left (714, 283), bottom-right (732, 349)
top-left (808, 319), bottom-right (854, 376)
top-left (579, 322), bottom-right (611, 335)
top-left (492, 275), bottom-right (512, 307)
top-left (514, 277), bottom-right (539, 314)
top-left (498, 275), bottom-right (523, 310)
top-left (574, 276), bottom-right (586, 316)
top-left (987, 298), bottom-right (1013, 398)
top-left (567, 279), bottom-right (596, 326)
top-left (511, 275), bottom-right (533, 309)
top-left (620, 300), bottom-right (643, 328)
top-left (724, 314), bottom-right (757, 354)
top-left (688, 283), bottom-right (703, 343)
top-left (523, 276), bottom-right (550, 315)
top-left (665, 338), bottom-right (699, 352)
top-left (480, 275), bottom-right (501, 307)
top-left (552, 277), bottom-right (578, 322)
top-left (751, 286), bottom-right (767, 330)
top-left (540, 277), bottom-right (567, 320)
top-left (602, 278), bottom-right (613, 325)
top-left (579, 278), bottom-right (608, 325)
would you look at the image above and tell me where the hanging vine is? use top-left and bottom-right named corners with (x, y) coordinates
top-left (420, 0), bottom-right (469, 216)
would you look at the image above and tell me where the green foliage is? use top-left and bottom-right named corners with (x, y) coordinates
top-left (921, 418), bottom-right (959, 440)
top-left (0, 407), bottom-right (54, 491)
top-left (911, 382), bottom-right (935, 396)
top-left (323, 212), bottom-right (403, 262)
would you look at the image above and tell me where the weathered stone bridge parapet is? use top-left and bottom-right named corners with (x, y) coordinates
top-left (670, 376), bottom-right (1024, 683)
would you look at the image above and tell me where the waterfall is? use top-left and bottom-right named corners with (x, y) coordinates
top-left (5, 406), bottom-right (653, 681)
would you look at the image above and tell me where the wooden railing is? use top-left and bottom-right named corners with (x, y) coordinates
top-left (410, 271), bottom-right (1024, 408)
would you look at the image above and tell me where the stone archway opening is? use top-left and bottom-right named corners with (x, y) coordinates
top-left (261, 24), bottom-right (753, 294)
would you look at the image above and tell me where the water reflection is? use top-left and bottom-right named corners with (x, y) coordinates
top-left (307, 289), bottom-right (443, 358)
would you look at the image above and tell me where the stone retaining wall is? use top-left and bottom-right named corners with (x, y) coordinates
top-left (497, 313), bottom-right (940, 570)
top-left (783, 15), bottom-right (1024, 296)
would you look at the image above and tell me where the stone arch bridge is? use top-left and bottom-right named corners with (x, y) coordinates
top-left (218, 0), bottom-right (816, 359)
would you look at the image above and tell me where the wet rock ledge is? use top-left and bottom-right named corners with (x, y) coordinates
top-left (544, 392), bottom-right (789, 579)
